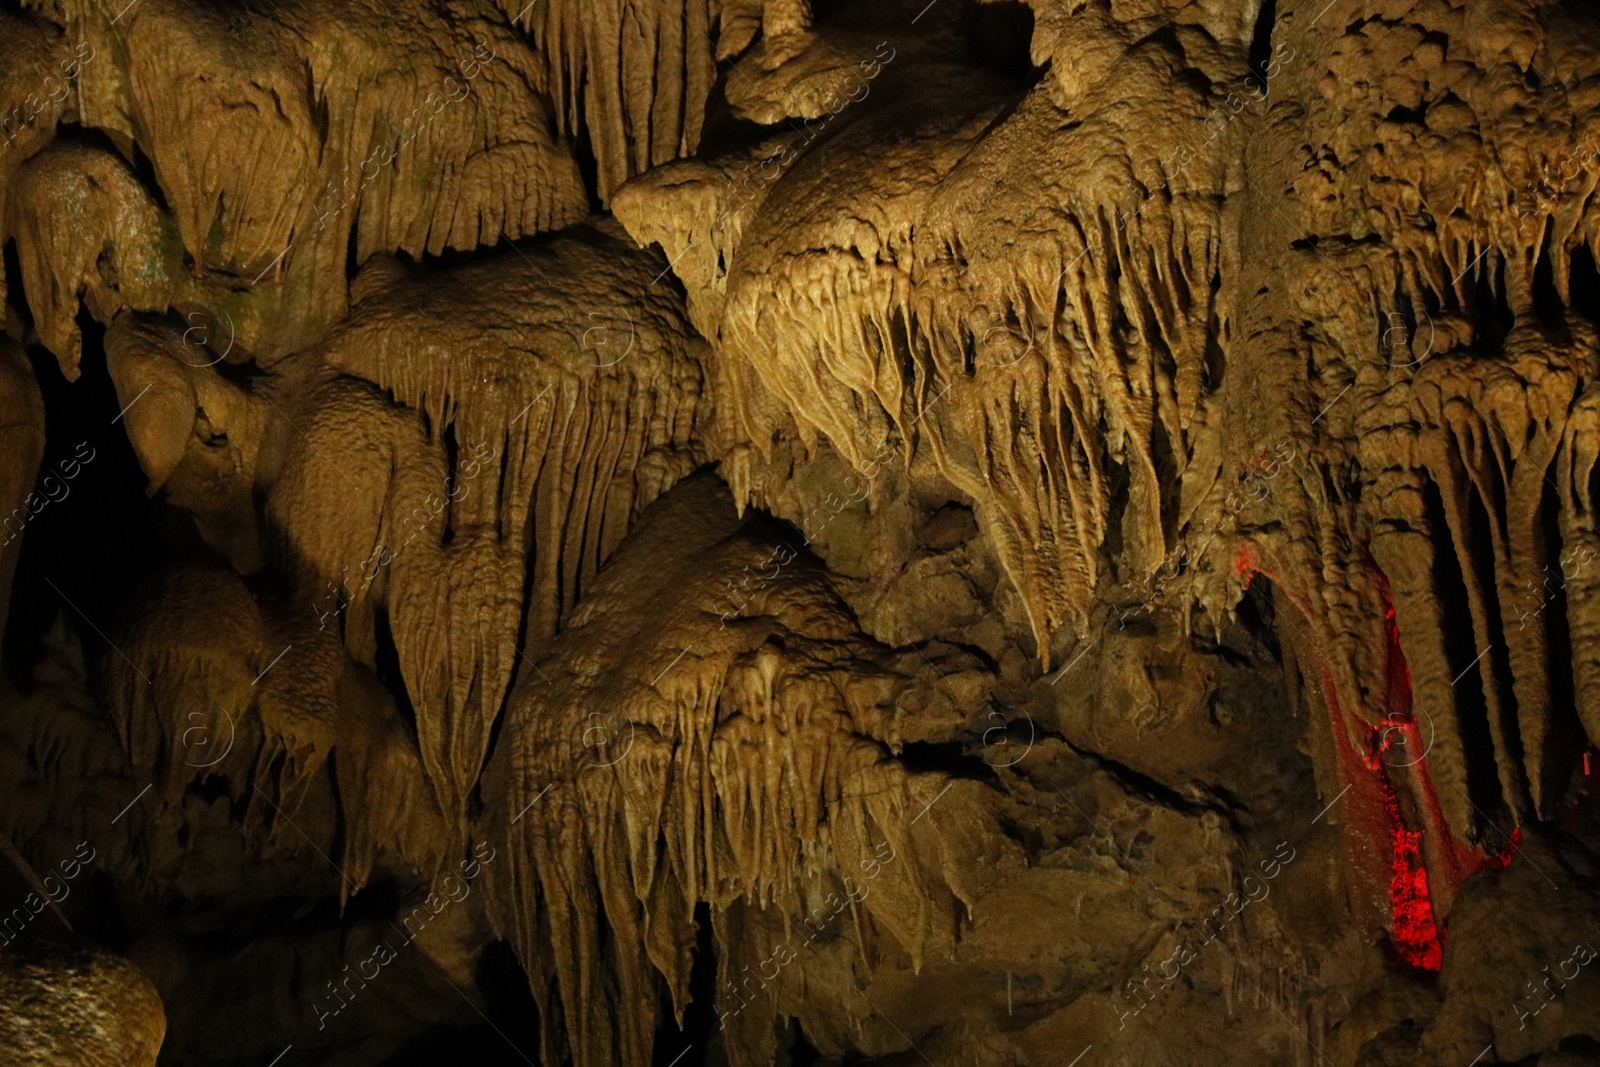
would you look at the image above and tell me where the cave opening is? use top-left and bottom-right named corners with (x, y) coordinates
top-left (4, 312), bottom-right (174, 691)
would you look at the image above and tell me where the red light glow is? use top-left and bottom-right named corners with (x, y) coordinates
top-left (1383, 781), bottom-right (1444, 969)
top-left (1313, 571), bottom-right (1522, 974)
top-left (1235, 542), bottom-right (1260, 590)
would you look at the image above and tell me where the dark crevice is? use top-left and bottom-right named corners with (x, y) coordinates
top-left (1421, 479), bottom-right (1503, 819)
top-left (372, 606), bottom-right (416, 733)
top-left (1060, 736), bottom-right (1235, 823)
top-left (897, 739), bottom-right (1001, 784)
top-left (569, 83), bottom-right (605, 215)
top-left (963, 1), bottom-right (1039, 85)
top-left (3, 316), bottom-right (177, 693)
top-left (780, 1018), bottom-right (825, 1066)
top-left (1467, 253), bottom-right (1515, 356)
top-left (346, 215), bottom-right (364, 280)
top-left (1204, 272), bottom-right (1227, 391)
top-left (1532, 220), bottom-right (1563, 327)
top-left (1248, 0), bottom-right (1278, 80)
top-left (1103, 455), bottom-right (1131, 567)
top-left (1229, 581), bottom-right (1281, 663)
top-left (123, 135), bottom-right (174, 218)
top-left (1567, 242), bottom-right (1600, 329)
top-left (441, 420), bottom-right (462, 547)
top-left (651, 904), bottom-right (716, 1066)
top-left (1384, 104), bottom-right (1427, 125)
top-left (1536, 478), bottom-right (1582, 814)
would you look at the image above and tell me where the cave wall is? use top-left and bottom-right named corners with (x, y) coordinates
top-left (2, 0), bottom-right (1600, 1065)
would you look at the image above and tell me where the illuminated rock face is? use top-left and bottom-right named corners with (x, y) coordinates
top-left (2, 0), bottom-right (1600, 1065)
top-left (0, 840), bottom-right (165, 1066)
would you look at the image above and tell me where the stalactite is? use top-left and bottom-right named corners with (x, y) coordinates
top-left (484, 476), bottom-right (975, 1067)
top-left (1212, 0), bottom-right (1600, 982)
top-left (94, 558), bottom-right (450, 903)
top-left (308, 228), bottom-right (706, 823)
top-left (11, 0), bottom-right (588, 363)
top-left (6, 145), bottom-right (181, 378)
top-left (506, 0), bottom-right (721, 199)
top-left (1559, 382), bottom-right (1600, 749)
top-left (698, 26), bottom-right (1238, 664)
top-left (8, 0), bottom-right (1600, 1062)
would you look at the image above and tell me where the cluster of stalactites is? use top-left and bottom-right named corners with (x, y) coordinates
top-left (4, 144), bottom-right (181, 379)
top-left (914, 198), bottom-right (1230, 657)
top-left (1300, 139), bottom-right (1600, 831)
top-left (713, 182), bottom-right (1231, 664)
top-left (9, 0), bottom-right (589, 365)
top-left (509, 0), bottom-right (726, 200)
top-left (668, 14), bottom-right (1246, 665)
top-left (1158, 0), bottom-right (1600, 849)
top-left (295, 235), bottom-right (707, 827)
top-left (96, 562), bottom-right (450, 903)
top-left (497, 644), bottom-right (967, 1067)
top-left (481, 477), bottom-right (981, 1067)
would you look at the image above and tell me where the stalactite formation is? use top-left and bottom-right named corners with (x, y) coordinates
top-left (3, 0), bottom-right (1600, 1064)
top-left (482, 475), bottom-right (990, 1067)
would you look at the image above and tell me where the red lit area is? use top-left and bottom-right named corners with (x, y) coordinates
top-left (1322, 666), bottom-right (1448, 971)
top-left (1486, 826), bottom-right (1523, 870)
top-left (1314, 571), bottom-right (1521, 973)
top-left (1374, 580), bottom-right (1444, 969)
top-left (1235, 542), bottom-right (1260, 589)
top-left (1385, 789), bottom-right (1443, 970)
top-left (1247, 551), bottom-right (1525, 973)
top-left (1560, 747), bottom-right (1600, 834)
top-left (1381, 601), bottom-right (1412, 721)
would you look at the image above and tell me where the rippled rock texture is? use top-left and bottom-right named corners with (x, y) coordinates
top-left (2, 0), bottom-right (1600, 1065)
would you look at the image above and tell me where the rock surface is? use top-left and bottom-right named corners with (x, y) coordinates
top-left (2, 0), bottom-right (1599, 1064)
